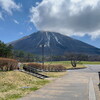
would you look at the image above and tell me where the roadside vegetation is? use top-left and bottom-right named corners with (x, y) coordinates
top-left (41, 72), bottom-right (67, 78)
top-left (0, 70), bottom-right (67, 100)
top-left (0, 58), bottom-right (18, 71)
top-left (24, 63), bottom-right (66, 72)
top-left (0, 71), bottom-right (50, 100)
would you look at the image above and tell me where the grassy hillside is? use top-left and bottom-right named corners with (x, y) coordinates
top-left (0, 71), bottom-right (49, 100)
top-left (0, 70), bottom-right (67, 100)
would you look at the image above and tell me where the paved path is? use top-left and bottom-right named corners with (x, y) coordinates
top-left (19, 65), bottom-right (100, 100)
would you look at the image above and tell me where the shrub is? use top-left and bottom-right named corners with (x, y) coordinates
top-left (0, 58), bottom-right (18, 71)
top-left (24, 63), bottom-right (66, 72)
top-left (28, 63), bottom-right (43, 70)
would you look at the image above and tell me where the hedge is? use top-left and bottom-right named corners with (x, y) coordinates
top-left (24, 63), bottom-right (66, 72)
top-left (0, 58), bottom-right (18, 71)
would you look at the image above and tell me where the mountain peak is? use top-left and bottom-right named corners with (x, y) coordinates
top-left (10, 31), bottom-right (100, 55)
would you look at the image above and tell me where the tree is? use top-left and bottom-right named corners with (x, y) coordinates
top-left (0, 41), bottom-right (13, 58)
top-left (70, 53), bottom-right (88, 67)
top-left (6, 44), bottom-right (13, 57)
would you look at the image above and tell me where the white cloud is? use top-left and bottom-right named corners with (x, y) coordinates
top-left (0, 0), bottom-right (21, 19)
top-left (20, 32), bottom-right (24, 35)
top-left (13, 19), bottom-right (19, 24)
top-left (36, 2), bottom-right (40, 6)
top-left (0, 12), bottom-right (3, 20)
top-left (30, 0), bottom-right (100, 39)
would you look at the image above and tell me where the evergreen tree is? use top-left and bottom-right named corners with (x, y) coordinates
top-left (0, 40), bottom-right (13, 58)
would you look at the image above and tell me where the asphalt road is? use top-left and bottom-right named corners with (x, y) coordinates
top-left (71, 64), bottom-right (100, 73)
top-left (19, 65), bottom-right (100, 100)
top-left (85, 65), bottom-right (100, 72)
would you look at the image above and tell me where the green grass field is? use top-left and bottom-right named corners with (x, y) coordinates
top-left (45, 61), bottom-right (100, 69)
top-left (45, 61), bottom-right (85, 69)
top-left (45, 61), bottom-right (100, 65)
top-left (81, 61), bottom-right (100, 64)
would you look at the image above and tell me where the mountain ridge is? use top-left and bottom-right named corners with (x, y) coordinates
top-left (10, 31), bottom-right (100, 55)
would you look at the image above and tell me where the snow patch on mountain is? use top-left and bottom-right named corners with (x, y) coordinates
top-left (46, 32), bottom-right (50, 47)
top-left (52, 33), bottom-right (63, 46)
top-left (37, 37), bottom-right (43, 47)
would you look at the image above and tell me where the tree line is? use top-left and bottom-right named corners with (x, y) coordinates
top-left (0, 40), bottom-right (100, 62)
top-left (46, 53), bottom-right (100, 61)
top-left (0, 40), bottom-right (36, 62)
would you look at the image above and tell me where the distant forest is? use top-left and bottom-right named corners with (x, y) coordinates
top-left (0, 40), bottom-right (36, 62)
top-left (0, 40), bottom-right (100, 62)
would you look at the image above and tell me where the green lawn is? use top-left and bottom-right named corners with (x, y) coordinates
top-left (45, 61), bottom-right (100, 65)
top-left (81, 61), bottom-right (100, 64)
top-left (45, 61), bottom-right (100, 69)
top-left (45, 61), bottom-right (86, 69)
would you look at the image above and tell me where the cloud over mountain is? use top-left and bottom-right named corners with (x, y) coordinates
top-left (30, 0), bottom-right (100, 39)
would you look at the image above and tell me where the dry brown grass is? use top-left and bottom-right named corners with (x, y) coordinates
top-left (24, 63), bottom-right (66, 72)
top-left (0, 71), bottom-right (49, 100)
top-left (0, 70), bottom-right (67, 100)
top-left (65, 64), bottom-right (86, 69)
top-left (41, 72), bottom-right (67, 78)
top-left (45, 61), bottom-right (86, 69)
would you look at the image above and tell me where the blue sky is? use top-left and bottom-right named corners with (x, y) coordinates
top-left (0, 0), bottom-right (100, 48)
top-left (72, 35), bottom-right (100, 48)
top-left (0, 0), bottom-right (42, 43)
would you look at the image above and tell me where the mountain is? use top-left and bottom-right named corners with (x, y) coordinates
top-left (10, 31), bottom-right (100, 55)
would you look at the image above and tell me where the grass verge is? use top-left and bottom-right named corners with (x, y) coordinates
top-left (81, 61), bottom-right (100, 64)
top-left (0, 71), bottom-right (49, 100)
top-left (0, 70), bottom-right (67, 100)
top-left (41, 72), bottom-right (67, 78)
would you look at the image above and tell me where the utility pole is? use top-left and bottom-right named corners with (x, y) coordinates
top-left (40, 37), bottom-right (46, 71)
top-left (40, 44), bottom-right (46, 68)
top-left (41, 44), bottom-right (45, 67)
